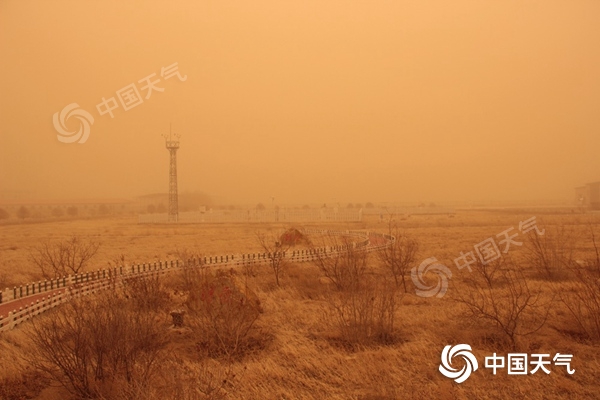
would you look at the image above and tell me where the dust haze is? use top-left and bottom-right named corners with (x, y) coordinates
top-left (1, 0), bottom-right (599, 205)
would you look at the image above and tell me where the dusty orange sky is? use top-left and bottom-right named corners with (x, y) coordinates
top-left (0, 0), bottom-right (599, 204)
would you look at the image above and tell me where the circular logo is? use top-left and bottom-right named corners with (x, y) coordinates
top-left (53, 103), bottom-right (94, 144)
top-left (410, 256), bottom-right (452, 298)
top-left (439, 344), bottom-right (479, 383)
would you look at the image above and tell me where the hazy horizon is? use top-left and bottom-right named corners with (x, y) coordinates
top-left (1, 1), bottom-right (599, 205)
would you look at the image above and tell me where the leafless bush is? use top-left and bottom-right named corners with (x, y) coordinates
top-left (187, 268), bottom-right (263, 358)
top-left (175, 246), bottom-right (202, 267)
top-left (122, 273), bottom-right (171, 313)
top-left (524, 226), bottom-right (574, 281)
top-left (316, 238), bottom-right (402, 347)
top-left (558, 226), bottom-right (600, 341)
top-left (256, 232), bottom-right (291, 286)
top-left (377, 220), bottom-right (419, 292)
top-left (312, 236), bottom-right (368, 291)
top-left (175, 250), bottom-right (205, 292)
top-left (240, 257), bottom-right (257, 281)
top-left (29, 235), bottom-right (100, 279)
top-left (455, 256), bottom-right (553, 348)
top-left (328, 275), bottom-right (401, 348)
top-left (559, 262), bottom-right (600, 342)
top-left (28, 291), bottom-right (167, 398)
top-left (107, 254), bottom-right (126, 269)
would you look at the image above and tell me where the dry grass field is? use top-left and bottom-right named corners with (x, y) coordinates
top-left (0, 211), bottom-right (599, 399)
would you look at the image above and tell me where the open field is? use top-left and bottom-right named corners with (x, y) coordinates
top-left (1, 211), bottom-right (599, 399)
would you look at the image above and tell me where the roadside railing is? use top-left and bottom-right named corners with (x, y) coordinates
top-left (0, 229), bottom-right (394, 332)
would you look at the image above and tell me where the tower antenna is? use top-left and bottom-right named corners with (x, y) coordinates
top-left (162, 127), bottom-right (180, 223)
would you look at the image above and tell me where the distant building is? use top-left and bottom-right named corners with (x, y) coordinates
top-left (575, 182), bottom-right (600, 210)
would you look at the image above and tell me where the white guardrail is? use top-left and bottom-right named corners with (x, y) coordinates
top-left (0, 229), bottom-right (394, 332)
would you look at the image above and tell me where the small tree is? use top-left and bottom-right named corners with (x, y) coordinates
top-left (51, 207), bottom-right (64, 217)
top-left (455, 255), bottom-right (553, 348)
top-left (29, 235), bottom-right (100, 279)
top-left (256, 232), bottom-right (291, 286)
top-left (256, 203), bottom-right (266, 211)
top-left (377, 219), bottom-right (419, 292)
top-left (17, 206), bottom-right (30, 220)
top-left (67, 206), bottom-right (78, 217)
top-left (0, 208), bottom-right (9, 220)
top-left (312, 236), bottom-right (368, 291)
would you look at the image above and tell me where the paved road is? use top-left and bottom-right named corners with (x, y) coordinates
top-left (0, 288), bottom-right (66, 317)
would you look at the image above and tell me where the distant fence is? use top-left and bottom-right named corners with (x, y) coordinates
top-left (0, 229), bottom-right (392, 332)
top-left (138, 208), bottom-right (363, 224)
top-left (361, 206), bottom-right (455, 216)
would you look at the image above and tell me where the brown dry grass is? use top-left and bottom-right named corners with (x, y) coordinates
top-left (0, 211), bottom-right (599, 399)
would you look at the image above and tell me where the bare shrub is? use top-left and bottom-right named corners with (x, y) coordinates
top-left (172, 249), bottom-right (204, 293)
top-left (122, 273), bottom-right (171, 313)
top-left (107, 253), bottom-right (126, 269)
top-left (256, 232), bottom-right (291, 286)
top-left (558, 226), bottom-right (600, 341)
top-left (312, 236), bottom-right (368, 291)
top-left (377, 220), bottom-right (419, 292)
top-left (455, 256), bottom-right (553, 348)
top-left (328, 275), bottom-right (401, 348)
top-left (28, 291), bottom-right (167, 398)
top-left (186, 268), bottom-right (263, 358)
top-left (317, 239), bottom-right (402, 348)
top-left (175, 246), bottom-right (202, 267)
top-left (29, 235), bottom-right (100, 279)
top-left (240, 257), bottom-right (257, 282)
top-left (524, 225), bottom-right (574, 281)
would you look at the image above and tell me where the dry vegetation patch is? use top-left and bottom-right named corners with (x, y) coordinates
top-left (1, 213), bottom-right (600, 398)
